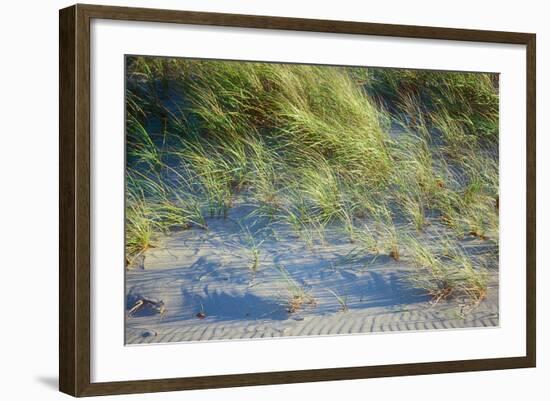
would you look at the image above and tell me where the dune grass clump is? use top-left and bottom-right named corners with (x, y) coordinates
top-left (326, 288), bottom-right (349, 312)
top-left (404, 236), bottom-right (456, 303)
top-left (272, 67), bottom-right (393, 186)
top-left (248, 141), bottom-right (282, 212)
top-left (429, 148), bottom-right (499, 240)
top-left (352, 223), bottom-right (382, 255)
top-left (125, 174), bottom-right (207, 267)
top-left (366, 68), bottom-right (499, 144)
top-left (278, 199), bottom-right (327, 248)
top-left (125, 192), bottom-right (155, 265)
top-left (384, 93), bottom-right (499, 245)
top-left (144, 60), bottom-right (394, 186)
top-left (294, 158), bottom-right (347, 227)
top-left (390, 131), bottom-right (439, 232)
top-left (276, 264), bottom-right (317, 313)
top-left (404, 235), bottom-right (489, 305)
top-left (176, 142), bottom-right (235, 218)
top-left (232, 223), bottom-right (266, 272)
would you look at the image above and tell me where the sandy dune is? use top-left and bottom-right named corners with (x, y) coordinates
top-left (125, 202), bottom-right (498, 345)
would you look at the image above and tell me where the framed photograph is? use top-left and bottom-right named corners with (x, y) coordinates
top-left (59, 4), bottom-right (536, 397)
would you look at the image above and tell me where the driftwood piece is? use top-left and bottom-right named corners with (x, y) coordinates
top-left (128, 298), bottom-right (166, 317)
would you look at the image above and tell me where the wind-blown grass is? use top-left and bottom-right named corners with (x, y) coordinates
top-left (366, 68), bottom-right (499, 145)
top-left (404, 235), bottom-right (489, 305)
top-left (326, 288), bottom-right (349, 312)
top-left (276, 264), bottom-right (317, 313)
top-left (125, 56), bottom-right (499, 307)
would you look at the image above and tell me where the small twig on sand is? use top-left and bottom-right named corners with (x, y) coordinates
top-left (128, 298), bottom-right (166, 317)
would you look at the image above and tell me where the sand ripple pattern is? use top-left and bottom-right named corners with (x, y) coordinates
top-left (125, 210), bottom-right (498, 345)
top-left (126, 294), bottom-right (498, 344)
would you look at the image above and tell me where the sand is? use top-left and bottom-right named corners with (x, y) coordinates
top-left (125, 200), bottom-right (499, 345)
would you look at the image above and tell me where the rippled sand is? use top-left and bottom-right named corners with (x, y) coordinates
top-left (125, 202), bottom-right (498, 345)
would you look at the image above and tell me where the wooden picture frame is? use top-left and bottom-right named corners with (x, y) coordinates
top-left (59, 3), bottom-right (536, 397)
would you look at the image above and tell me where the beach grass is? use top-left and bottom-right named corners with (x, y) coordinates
top-left (125, 56), bottom-right (499, 307)
top-left (404, 235), bottom-right (489, 305)
top-left (276, 264), bottom-right (317, 313)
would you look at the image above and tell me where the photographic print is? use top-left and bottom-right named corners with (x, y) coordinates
top-left (124, 56), bottom-right (499, 345)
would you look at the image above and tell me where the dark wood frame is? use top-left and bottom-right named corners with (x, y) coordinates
top-left (59, 3), bottom-right (536, 397)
